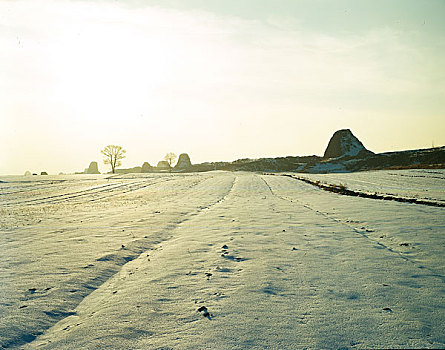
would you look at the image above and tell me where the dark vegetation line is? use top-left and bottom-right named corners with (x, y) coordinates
top-left (275, 174), bottom-right (445, 208)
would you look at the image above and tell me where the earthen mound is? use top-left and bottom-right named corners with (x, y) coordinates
top-left (141, 162), bottom-right (153, 173)
top-left (323, 129), bottom-right (373, 159)
top-left (156, 161), bottom-right (170, 170)
top-left (174, 153), bottom-right (192, 171)
top-left (85, 161), bottom-right (100, 174)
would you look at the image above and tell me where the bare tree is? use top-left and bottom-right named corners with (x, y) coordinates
top-left (164, 152), bottom-right (177, 172)
top-left (101, 145), bottom-right (126, 174)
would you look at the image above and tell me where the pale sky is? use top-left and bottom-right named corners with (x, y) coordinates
top-left (1, 0), bottom-right (444, 174)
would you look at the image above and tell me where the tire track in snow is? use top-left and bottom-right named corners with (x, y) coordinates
top-left (260, 175), bottom-right (445, 284)
top-left (27, 174), bottom-right (249, 349)
top-left (7, 174), bottom-right (236, 350)
top-left (197, 175), bottom-right (237, 212)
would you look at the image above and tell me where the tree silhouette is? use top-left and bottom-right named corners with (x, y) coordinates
top-left (101, 145), bottom-right (126, 174)
top-left (164, 152), bottom-right (177, 172)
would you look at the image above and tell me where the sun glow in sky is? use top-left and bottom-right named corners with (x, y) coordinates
top-left (1, 0), bottom-right (444, 174)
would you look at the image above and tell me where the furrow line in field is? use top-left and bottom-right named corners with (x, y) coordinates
top-left (56, 178), bottom-right (177, 205)
top-left (0, 181), bottom-right (72, 196)
top-left (0, 179), bottom-right (166, 207)
top-left (0, 182), bottom-right (128, 206)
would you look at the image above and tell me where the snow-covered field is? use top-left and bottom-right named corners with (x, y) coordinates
top-left (296, 169), bottom-right (445, 204)
top-left (1, 171), bottom-right (444, 349)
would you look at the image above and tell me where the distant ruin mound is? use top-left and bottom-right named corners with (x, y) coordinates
top-left (156, 161), bottom-right (171, 171)
top-left (85, 161), bottom-right (100, 174)
top-left (24, 171), bottom-right (31, 176)
top-left (41, 171), bottom-right (48, 175)
top-left (174, 153), bottom-right (192, 171)
top-left (141, 162), bottom-right (153, 173)
top-left (323, 129), bottom-right (373, 159)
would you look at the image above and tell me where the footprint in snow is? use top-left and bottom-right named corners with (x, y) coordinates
top-left (223, 255), bottom-right (246, 262)
top-left (220, 244), bottom-right (245, 261)
top-left (197, 306), bottom-right (212, 319)
top-left (221, 245), bottom-right (229, 256)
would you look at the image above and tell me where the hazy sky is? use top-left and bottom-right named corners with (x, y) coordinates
top-left (1, 0), bottom-right (444, 174)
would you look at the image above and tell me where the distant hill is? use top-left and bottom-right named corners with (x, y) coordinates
top-left (195, 130), bottom-right (444, 173)
top-left (97, 130), bottom-right (445, 175)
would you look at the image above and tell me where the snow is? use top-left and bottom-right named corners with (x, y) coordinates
top-left (293, 169), bottom-right (445, 204)
top-left (306, 162), bottom-right (347, 173)
top-left (340, 133), bottom-right (365, 157)
top-left (1, 171), bottom-right (444, 349)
